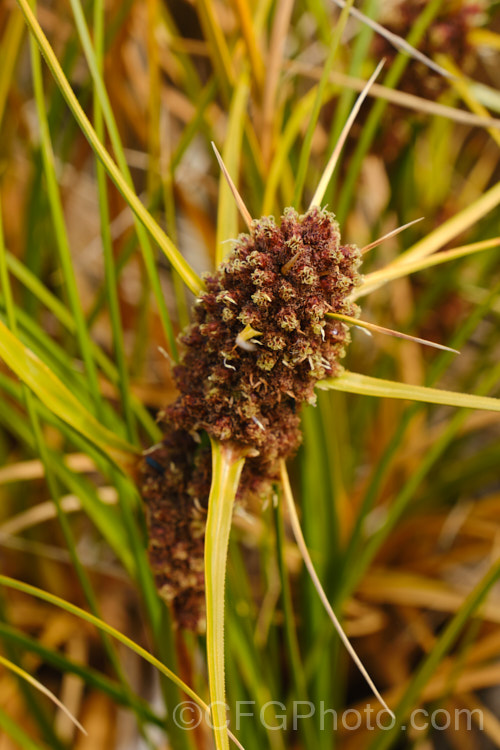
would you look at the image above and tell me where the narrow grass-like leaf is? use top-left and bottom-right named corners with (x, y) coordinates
top-left (0, 653), bottom-right (86, 735)
top-left (159, 5), bottom-right (204, 98)
top-left (0, 383), bottom-right (134, 571)
top-left (15, 0), bottom-right (204, 297)
top-left (0, 10), bottom-right (25, 127)
top-left (292, 0), bottom-right (355, 208)
top-left (331, 0), bottom-right (454, 80)
top-left (326, 313), bottom-right (459, 353)
top-left (0, 577), bottom-right (202, 715)
top-left (93, 0), bottom-right (136, 440)
top-left (469, 27), bottom-right (500, 52)
top-left (335, 0), bottom-right (449, 225)
top-left (0, 205), bottom-right (74, 745)
top-left (195, 0), bottom-right (234, 99)
top-left (214, 75), bottom-right (252, 263)
top-left (214, 135), bottom-right (252, 262)
top-left (438, 55), bottom-right (500, 149)
top-left (205, 439), bottom-right (246, 750)
top-left (262, 85), bottom-right (327, 214)
top-left (367, 557), bottom-right (500, 750)
top-left (335, 355), bottom-right (500, 608)
top-left (273, 496), bottom-right (317, 749)
top-left (323, 0), bottom-right (378, 207)
top-left (355, 237), bottom-right (500, 298)
top-left (318, 371), bottom-right (500, 412)
top-left (289, 62), bottom-right (500, 130)
top-left (0, 196), bottom-right (152, 728)
top-left (0, 706), bottom-right (46, 750)
top-left (361, 217), bottom-right (424, 254)
top-left (0, 320), bottom-right (138, 467)
top-left (309, 59), bottom-right (384, 209)
top-left (0, 306), bottom-right (98, 414)
top-left (469, 80), bottom-right (500, 113)
top-left (28, 10), bottom-right (102, 416)
top-left (5, 252), bottom-right (73, 330)
top-left (67, 0), bottom-right (178, 359)
top-left (0, 623), bottom-right (163, 727)
top-left (0, 574), bottom-right (246, 750)
top-left (386, 181), bottom-right (500, 268)
top-left (231, 0), bottom-right (264, 92)
top-left (260, 0), bottom-right (294, 164)
top-left (280, 460), bottom-right (393, 716)
top-left (4, 251), bottom-right (160, 440)
top-left (224, 569), bottom-right (286, 747)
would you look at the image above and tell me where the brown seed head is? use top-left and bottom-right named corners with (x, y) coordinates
top-left (141, 207), bottom-right (362, 630)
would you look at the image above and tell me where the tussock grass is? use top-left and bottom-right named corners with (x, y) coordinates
top-left (0, 1), bottom-right (500, 748)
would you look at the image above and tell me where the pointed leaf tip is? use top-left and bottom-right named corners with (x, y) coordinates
top-left (212, 141), bottom-right (253, 232)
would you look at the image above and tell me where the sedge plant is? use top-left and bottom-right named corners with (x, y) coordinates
top-left (0, 1), bottom-right (500, 749)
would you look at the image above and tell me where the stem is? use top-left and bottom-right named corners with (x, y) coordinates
top-left (205, 439), bottom-right (246, 750)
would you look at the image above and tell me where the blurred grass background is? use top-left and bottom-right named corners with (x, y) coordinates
top-left (1, 0), bottom-right (500, 748)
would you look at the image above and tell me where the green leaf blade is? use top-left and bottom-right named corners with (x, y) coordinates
top-left (0, 320), bottom-right (138, 467)
top-left (205, 439), bottom-right (246, 750)
top-left (318, 371), bottom-right (500, 413)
